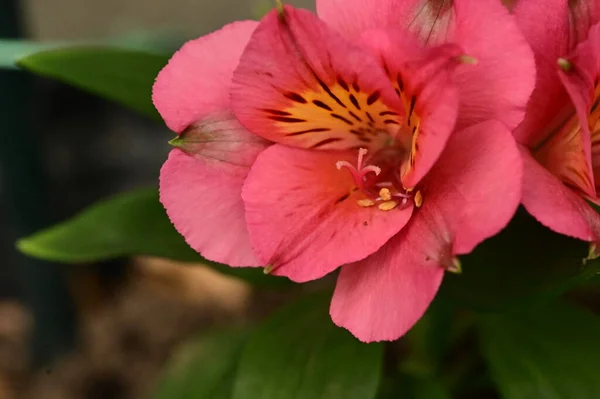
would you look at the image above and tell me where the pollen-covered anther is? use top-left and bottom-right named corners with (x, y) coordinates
top-left (414, 191), bottom-right (423, 208)
top-left (378, 200), bottom-right (398, 211)
top-left (357, 199), bottom-right (376, 207)
top-left (379, 188), bottom-right (392, 201)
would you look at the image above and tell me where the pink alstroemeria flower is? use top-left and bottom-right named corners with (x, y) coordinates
top-left (513, 0), bottom-right (600, 254)
top-left (154, 0), bottom-right (533, 342)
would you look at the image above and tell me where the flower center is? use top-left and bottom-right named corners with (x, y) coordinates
top-left (336, 148), bottom-right (422, 211)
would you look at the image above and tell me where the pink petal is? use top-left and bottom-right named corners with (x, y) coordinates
top-left (331, 120), bottom-right (522, 342)
top-left (241, 144), bottom-right (414, 282)
top-left (425, 121), bottom-right (523, 254)
top-left (359, 28), bottom-right (460, 188)
top-left (152, 21), bottom-right (258, 133)
top-left (231, 6), bottom-right (403, 151)
top-left (512, 0), bottom-right (577, 147)
top-left (558, 22), bottom-right (600, 187)
top-left (445, 0), bottom-right (535, 130)
top-left (159, 116), bottom-right (268, 267)
top-left (520, 146), bottom-right (600, 242)
top-left (330, 226), bottom-right (445, 343)
top-left (316, 0), bottom-right (416, 39)
top-left (319, 0), bottom-right (535, 131)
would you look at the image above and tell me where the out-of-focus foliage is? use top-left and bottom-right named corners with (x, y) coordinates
top-left (480, 302), bottom-right (600, 399)
top-left (17, 188), bottom-right (290, 287)
top-left (232, 294), bottom-right (383, 399)
top-left (154, 328), bottom-right (248, 399)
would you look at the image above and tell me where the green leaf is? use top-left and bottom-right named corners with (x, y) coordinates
top-left (479, 301), bottom-right (600, 399)
top-left (232, 294), bottom-right (383, 399)
top-left (17, 46), bottom-right (168, 119)
top-left (441, 210), bottom-right (600, 311)
top-left (17, 187), bottom-right (290, 286)
top-left (376, 375), bottom-right (451, 399)
top-left (0, 40), bottom-right (66, 69)
top-left (154, 328), bottom-right (247, 399)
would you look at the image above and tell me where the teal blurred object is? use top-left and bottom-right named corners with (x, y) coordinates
top-left (0, 0), bottom-right (75, 367)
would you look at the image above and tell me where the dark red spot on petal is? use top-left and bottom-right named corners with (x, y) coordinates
top-left (269, 116), bottom-right (307, 123)
top-left (284, 92), bottom-right (307, 104)
top-left (331, 113), bottom-right (354, 125)
top-left (317, 78), bottom-right (346, 108)
top-left (312, 100), bottom-right (333, 111)
top-left (262, 108), bottom-right (293, 116)
top-left (349, 94), bottom-right (361, 110)
top-left (367, 92), bottom-right (380, 105)
top-left (397, 76), bottom-right (404, 92)
top-left (311, 137), bottom-right (343, 148)
top-left (286, 128), bottom-right (331, 136)
top-left (348, 111), bottom-right (362, 122)
top-left (337, 78), bottom-right (350, 92)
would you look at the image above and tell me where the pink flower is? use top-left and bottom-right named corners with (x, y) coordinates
top-left (154, 0), bottom-right (533, 342)
top-left (513, 0), bottom-right (600, 254)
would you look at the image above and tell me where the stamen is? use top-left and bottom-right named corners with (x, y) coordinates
top-left (379, 188), bottom-right (392, 201)
top-left (414, 191), bottom-right (423, 208)
top-left (378, 201), bottom-right (398, 211)
top-left (357, 199), bottom-right (376, 207)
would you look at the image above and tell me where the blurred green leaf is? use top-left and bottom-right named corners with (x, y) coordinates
top-left (233, 294), bottom-right (383, 399)
top-left (0, 33), bottom-right (176, 70)
top-left (17, 46), bottom-right (167, 119)
top-left (0, 40), bottom-right (66, 69)
top-left (376, 374), bottom-right (451, 399)
top-left (154, 328), bottom-right (247, 399)
top-left (479, 301), bottom-right (600, 399)
top-left (441, 209), bottom-right (600, 311)
top-left (17, 187), bottom-right (290, 286)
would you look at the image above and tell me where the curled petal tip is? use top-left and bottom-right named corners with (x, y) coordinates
top-left (264, 264), bottom-right (275, 274)
top-left (557, 58), bottom-right (573, 72)
top-left (457, 54), bottom-right (478, 65)
top-left (446, 257), bottom-right (462, 274)
top-left (275, 0), bottom-right (284, 15)
top-left (168, 136), bottom-right (183, 148)
top-left (584, 243), bottom-right (600, 264)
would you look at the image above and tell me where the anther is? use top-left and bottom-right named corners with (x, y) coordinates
top-left (357, 199), bottom-right (376, 207)
top-left (379, 188), bottom-right (392, 201)
top-left (378, 201), bottom-right (398, 211)
top-left (414, 191), bottom-right (423, 208)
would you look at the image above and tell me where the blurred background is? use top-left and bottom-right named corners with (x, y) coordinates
top-left (0, 0), bottom-right (314, 398)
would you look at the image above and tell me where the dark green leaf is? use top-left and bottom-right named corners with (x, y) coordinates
top-left (154, 328), bottom-right (247, 399)
top-left (441, 209), bottom-right (600, 311)
top-left (17, 46), bottom-right (168, 119)
top-left (376, 375), bottom-right (451, 399)
top-left (17, 187), bottom-right (290, 286)
top-left (233, 294), bottom-right (383, 399)
top-left (479, 301), bottom-right (600, 399)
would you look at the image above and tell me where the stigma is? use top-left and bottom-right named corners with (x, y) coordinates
top-left (336, 148), bottom-right (422, 211)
